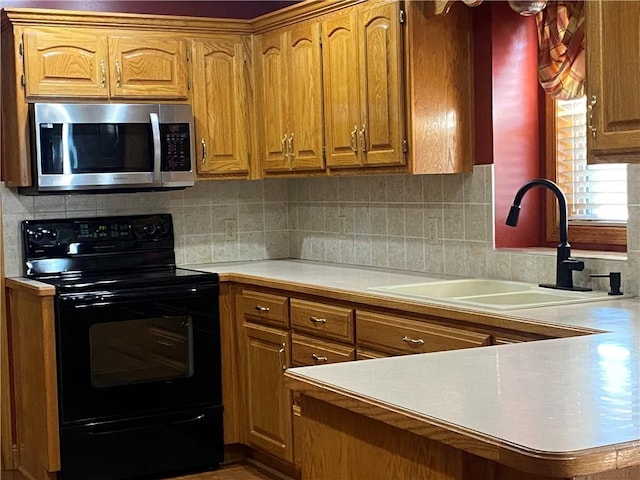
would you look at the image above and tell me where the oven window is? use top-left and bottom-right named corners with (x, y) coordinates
top-left (89, 316), bottom-right (194, 388)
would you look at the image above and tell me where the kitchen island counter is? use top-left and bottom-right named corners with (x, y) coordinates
top-left (191, 259), bottom-right (640, 479)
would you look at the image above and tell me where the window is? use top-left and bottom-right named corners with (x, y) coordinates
top-left (545, 96), bottom-right (627, 251)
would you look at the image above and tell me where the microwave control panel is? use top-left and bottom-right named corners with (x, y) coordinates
top-left (161, 124), bottom-right (191, 171)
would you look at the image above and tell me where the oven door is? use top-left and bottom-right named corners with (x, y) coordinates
top-left (55, 281), bottom-right (220, 425)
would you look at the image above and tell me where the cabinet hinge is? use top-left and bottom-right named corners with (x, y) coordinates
top-left (402, 139), bottom-right (408, 153)
top-left (186, 48), bottom-right (190, 62)
top-left (243, 51), bottom-right (248, 63)
top-left (322, 145), bottom-right (326, 162)
top-left (21, 74), bottom-right (26, 87)
top-left (18, 42), bottom-right (24, 57)
top-left (400, 9), bottom-right (406, 24)
top-left (187, 77), bottom-right (192, 90)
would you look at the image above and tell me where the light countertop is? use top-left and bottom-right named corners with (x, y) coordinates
top-left (10, 259), bottom-right (640, 461)
top-left (189, 259), bottom-right (640, 459)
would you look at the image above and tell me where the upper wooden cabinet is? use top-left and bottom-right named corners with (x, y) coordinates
top-left (192, 36), bottom-right (252, 179)
top-left (254, 20), bottom-right (325, 175)
top-left (22, 26), bottom-right (190, 100)
top-left (586, 1), bottom-right (640, 163)
top-left (322, 1), bottom-right (406, 170)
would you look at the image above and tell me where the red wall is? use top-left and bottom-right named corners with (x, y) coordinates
top-left (0, 1), bottom-right (296, 18)
top-left (486, 2), bottom-right (544, 248)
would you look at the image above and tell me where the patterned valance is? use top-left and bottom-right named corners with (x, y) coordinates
top-left (535, 1), bottom-right (585, 100)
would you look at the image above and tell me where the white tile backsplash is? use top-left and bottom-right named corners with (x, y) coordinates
top-left (2, 164), bottom-right (635, 295)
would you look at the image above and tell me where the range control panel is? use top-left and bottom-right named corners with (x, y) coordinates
top-left (23, 214), bottom-right (173, 258)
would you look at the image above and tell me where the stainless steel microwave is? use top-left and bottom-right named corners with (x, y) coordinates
top-left (22, 103), bottom-right (196, 194)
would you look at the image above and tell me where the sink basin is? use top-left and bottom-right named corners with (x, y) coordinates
top-left (371, 279), bottom-right (530, 298)
top-left (369, 279), bottom-right (627, 311)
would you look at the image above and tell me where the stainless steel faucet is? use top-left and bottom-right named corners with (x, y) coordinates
top-left (505, 178), bottom-right (591, 291)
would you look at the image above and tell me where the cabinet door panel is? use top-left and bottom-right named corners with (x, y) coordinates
top-left (108, 35), bottom-right (189, 99)
top-left (287, 22), bottom-right (324, 171)
top-left (256, 31), bottom-right (290, 172)
top-left (322, 10), bottom-right (363, 168)
top-left (22, 27), bottom-right (109, 98)
top-left (244, 322), bottom-right (293, 462)
top-left (192, 37), bottom-right (250, 177)
top-left (587, 1), bottom-right (640, 161)
top-left (359, 3), bottom-right (405, 167)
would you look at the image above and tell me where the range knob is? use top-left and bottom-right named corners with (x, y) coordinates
top-left (143, 223), bottom-right (158, 236)
top-left (42, 228), bottom-right (58, 241)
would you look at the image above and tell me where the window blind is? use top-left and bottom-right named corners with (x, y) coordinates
top-left (555, 96), bottom-right (628, 223)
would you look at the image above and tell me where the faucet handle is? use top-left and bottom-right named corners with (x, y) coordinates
top-left (590, 272), bottom-right (623, 295)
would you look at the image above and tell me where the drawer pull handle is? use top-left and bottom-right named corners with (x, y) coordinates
top-left (309, 316), bottom-right (327, 324)
top-left (115, 59), bottom-right (122, 88)
top-left (402, 336), bottom-right (424, 346)
top-left (311, 353), bottom-right (328, 363)
top-left (254, 305), bottom-right (270, 313)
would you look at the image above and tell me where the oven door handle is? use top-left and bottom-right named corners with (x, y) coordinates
top-left (58, 283), bottom-right (218, 306)
top-left (86, 413), bottom-right (206, 436)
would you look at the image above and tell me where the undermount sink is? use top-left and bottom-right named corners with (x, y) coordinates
top-left (369, 279), bottom-right (627, 311)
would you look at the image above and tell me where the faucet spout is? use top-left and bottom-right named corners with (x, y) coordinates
top-left (505, 178), bottom-right (591, 292)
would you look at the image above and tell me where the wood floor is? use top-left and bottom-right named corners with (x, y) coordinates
top-left (1, 463), bottom-right (277, 480)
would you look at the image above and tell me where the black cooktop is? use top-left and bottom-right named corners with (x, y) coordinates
top-left (21, 214), bottom-right (217, 292)
top-left (34, 267), bottom-right (218, 293)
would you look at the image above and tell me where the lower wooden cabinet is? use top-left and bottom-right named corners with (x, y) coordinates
top-left (235, 285), bottom-right (562, 472)
top-left (244, 322), bottom-right (293, 463)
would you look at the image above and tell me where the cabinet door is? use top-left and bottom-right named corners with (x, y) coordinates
top-left (244, 322), bottom-right (293, 463)
top-left (108, 35), bottom-right (189, 99)
top-left (358, 2), bottom-right (406, 167)
top-left (192, 36), bottom-right (251, 178)
top-left (586, 1), bottom-right (640, 162)
top-left (22, 27), bottom-right (109, 98)
top-left (255, 30), bottom-right (290, 173)
top-left (322, 9), bottom-right (363, 168)
top-left (286, 22), bottom-right (325, 172)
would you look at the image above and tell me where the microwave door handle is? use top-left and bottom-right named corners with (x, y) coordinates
top-left (149, 112), bottom-right (162, 184)
top-left (62, 123), bottom-right (72, 174)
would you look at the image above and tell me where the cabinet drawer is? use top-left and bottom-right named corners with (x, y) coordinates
top-left (241, 289), bottom-right (289, 328)
top-left (290, 299), bottom-right (354, 343)
top-left (292, 333), bottom-right (355, 367)
top-left (357, 310), bottom-right (491, 356)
